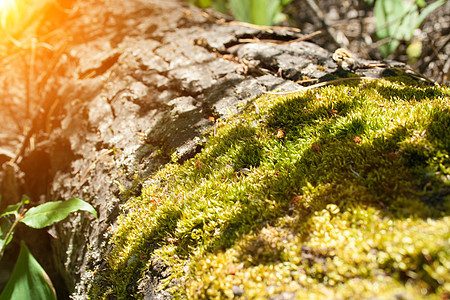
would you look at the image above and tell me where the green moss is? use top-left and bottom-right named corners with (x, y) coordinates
top-left (89, 78), bottom-right (450, 299)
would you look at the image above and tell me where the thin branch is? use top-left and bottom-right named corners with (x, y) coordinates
top-left (0, 208), bottom-right (27, 260)
top-left (263, 76), bottom-right (378, 96)
top-left (303, 0), bottom-right (347, 48)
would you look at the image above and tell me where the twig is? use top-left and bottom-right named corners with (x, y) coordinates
top-left (237, 31), bottom-right (321, 45)
top-left (227, 21), bottom-right (301, 33)
top-left (391, 66), bottom-right (435, 84)
top-left (0, 208), bottom-right (27, 260)
top-left (304, 0), bottom-right (347, 48)
top-left (429, 40), bottom-right (443, 66)
top-left (37, 38), bottom-right (68, 93)
top-left (420, 33), bottom-right (450, 81)
top-left (263, 76), bottom-right (377, 96)
top-left (282, 31), bottom-right (322, 44)
top-left (25, 38), bottom-right (37, 119)
top-left (11, 39), bottom-right (68, 163)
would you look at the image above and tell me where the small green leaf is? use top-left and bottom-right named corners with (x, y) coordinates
top-left (21, 194), bottom-right (30, 205)
top-left (0, 217), bottom-right (13, 250)
top-left (0, 195), bottom-right (29, 218)
top-left (375, 0), bottom-right (405, 56)
top-left (375, 0), bottom-right (445, 57)
top-left (0, 203), bottom-right (22, 218)
top-left (413, 0), bottom-right (445, 29)
top-left (0, 241), bottom-right (56, 300)
top-left (20, 198), bottom-right (97, 229)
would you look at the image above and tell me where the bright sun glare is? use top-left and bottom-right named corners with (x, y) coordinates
top-left (0, 0), bottom-right (16, 12)
top-left (0, 0), bottom-right (22, 29)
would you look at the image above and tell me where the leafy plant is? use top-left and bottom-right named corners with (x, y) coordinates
top-left (192, 0), bottom-right (443, 57)
top-left (0, 196), bottom-right (97, 299)
top-left (374, 0), bottom-right (445, 57)
top-left (229, 0), bottom-right (291, 25)
top-left (0, 242), bottom-right (57, 300)
top-left (189, 0), bottom-right (292, 26)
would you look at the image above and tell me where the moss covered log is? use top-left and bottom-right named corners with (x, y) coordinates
top-left (91, 77), bottom-right (449, 299)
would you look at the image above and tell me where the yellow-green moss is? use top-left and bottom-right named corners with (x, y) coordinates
top-left (89, 77), bottom-right (450, 299)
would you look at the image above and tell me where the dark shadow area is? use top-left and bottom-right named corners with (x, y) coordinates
top-left (375, 83), bottom-right (445, 102)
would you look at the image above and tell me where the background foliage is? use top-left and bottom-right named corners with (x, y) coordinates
top-left (189, 0), bottom-right (293, 25)
top-left (0, 197), bottom-right (97, 299)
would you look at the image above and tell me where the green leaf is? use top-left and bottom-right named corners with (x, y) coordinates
top-left (396, 1), bottom-right (418, 40)
top-left (413, 0), bottom-right (445, 29)
top-left (0, 195), bottom-right (29, 218)
top-left (229, 0), bottom-right (251, 23)
top-left (375, 0), bottom-right (445, 57)
top-left (228, 0), bottom-right (292, 26)
top-left (375, 0), bottom-right (405, 54)
top-left (375, 0), bottom-right (413, 56)
top-left (375, 0), bottom-right (404, 37)
top-left (20, 198), bottom-right (97, 229)
top-left (21, 194), bottom-right (30, 205)
top-left (266, 0), bottom-right (282, 25)
top-left (0, 241), bottom-right (56, 300)
top-left (211, 0), bottom-right (227, 13)
top-left (250, 0), bottom-right (269, 25)
top-left (0, 203), bottom-right (22, 218)
top-left (0, 217), bottom-right (13, 250)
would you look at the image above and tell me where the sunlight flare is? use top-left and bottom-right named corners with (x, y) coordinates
top-left (0, 0), bottom-right (20, 29)
top-left (0, 0), bottom-right (16, 11)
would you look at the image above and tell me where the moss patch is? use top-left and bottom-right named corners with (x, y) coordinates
top-left (90, 78), bottom-right (450, 299)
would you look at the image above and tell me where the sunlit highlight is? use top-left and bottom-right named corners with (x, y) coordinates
top-left (0, 0), bottom-right (20, 29)
top-left (0, 0), bottom-right (16, 12)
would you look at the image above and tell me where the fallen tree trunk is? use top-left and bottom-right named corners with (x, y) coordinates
top-left (0, 0), bottom-right (433, 298)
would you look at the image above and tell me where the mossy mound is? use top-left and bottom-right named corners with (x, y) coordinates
top-left (91, 77), bottom-right (449, 299)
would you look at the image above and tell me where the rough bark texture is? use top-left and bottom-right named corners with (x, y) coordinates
top-left (0, 0), bottom-right (399, 298)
